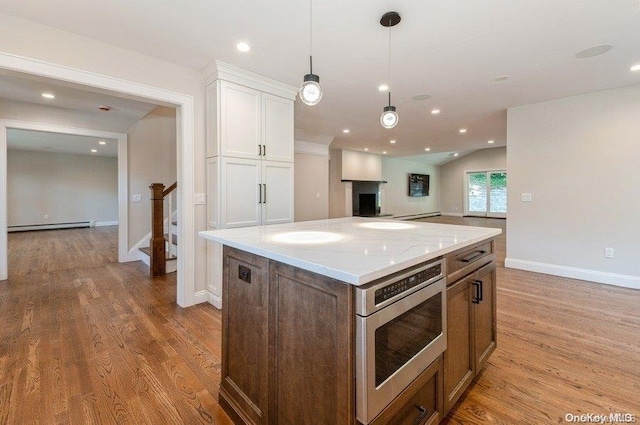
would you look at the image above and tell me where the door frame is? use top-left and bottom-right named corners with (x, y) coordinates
top-left (0, 51), bottom-right (196, 308)
top-left (463, 169), bottom-right (507, 218)
top-left (0, 121), bottom-right (128, 265)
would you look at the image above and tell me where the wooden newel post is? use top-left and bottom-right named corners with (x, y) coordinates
top-left (150, 183), bottom-right (166, 276)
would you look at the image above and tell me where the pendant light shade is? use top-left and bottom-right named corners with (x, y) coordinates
top-left (380, 12), bottom-right (401, 129)
top-left (299, 58), bottom-right (323, 106)
top-left (380, 92), bottom-right (398, 128)
top-left (299, 0), bottom-right (322, 106)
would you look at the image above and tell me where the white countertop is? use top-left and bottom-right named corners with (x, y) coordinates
top-left (199, 217), bottom-right (501, 286)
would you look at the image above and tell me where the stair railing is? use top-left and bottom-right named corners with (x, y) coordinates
top-left (149, 182), bottom-right (177, 277)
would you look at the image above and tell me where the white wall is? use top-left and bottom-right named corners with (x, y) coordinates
top-left (439, 147), bottom-right (507, 215)
top-left (0, 14), bottom-right (208, 296)
top-left (127, 106), bottom-right (176, 246)
top-left (381, 158), bottom-right (440, 217)
top-left (341, 149), bottom-right (382, 181)
top-left (7, 149), bottom-right (117, 226)
top-left (294, 141), bottom-right (329, 222)
top-left (506, 84), bottom-right (640, 288)
top-left (329, 148), bottom-right (349, 218)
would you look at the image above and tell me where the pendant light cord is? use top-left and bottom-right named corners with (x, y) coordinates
top-left (388, 21), bottom-right (392, 106)
top-left (309, 0), bottom-right (313, 73)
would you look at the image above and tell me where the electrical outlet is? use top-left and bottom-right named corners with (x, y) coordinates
top-left (44, 214), bottom-right (48, 219)
top-left (194, 193), bottom-right (206, 205)
top-left (132, 194), bottom-right (142, 203)
top-left (521, 193), bottom-right (532, 202)
top-left (604, 248), bottom-right (614, 258)
top-left (316, 192), bottom-right (320, 199)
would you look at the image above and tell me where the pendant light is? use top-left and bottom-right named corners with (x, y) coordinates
top-left (299, 0), bottom-right (323, 106)
top-left (380, 12), bottom-right (401, 129)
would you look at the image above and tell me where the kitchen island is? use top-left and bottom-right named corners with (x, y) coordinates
top-left (199, 217), bottom-right (501, 425)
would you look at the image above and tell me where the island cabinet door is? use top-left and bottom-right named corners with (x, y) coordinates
top-left (221, 247), bottom-right (270, 425)
top-left (473, 262), bottom-right (497, 372)
top-left (268, 261), bottom-right (355, 425)
top-left (443, 275), bottom-right (475, 414)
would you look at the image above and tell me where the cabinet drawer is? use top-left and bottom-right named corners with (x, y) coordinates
top-left (446, 240), bottom-right (494, 283)
top-left (368, 356), bottom-right (443, 425)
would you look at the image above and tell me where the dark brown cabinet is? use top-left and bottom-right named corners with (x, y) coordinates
top-left (443, 242), bottom-right (497, 414)
top-left (367, 356), bottom-right (443, 425)
top-left (220, 247), bottom-right (354, 425)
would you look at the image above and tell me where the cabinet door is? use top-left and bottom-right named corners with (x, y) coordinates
top-left (221, 247), bottom-right (269, 425)
top-left (443, 276), bottom-right (475, 414)
top-left (261, 161), bottom-right (294, 225)
top-left (262, 93), bottom-right (294, 162)
top-left (220, 81), bottom-right (261, 159)
top-left (473, 262), bottom-right (497, 372)
top-left (221, 158), bottom-right (261, 228)
top-left (268, 262), bottom-right (354, 425)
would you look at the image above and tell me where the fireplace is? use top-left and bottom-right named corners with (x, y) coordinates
top-left (359, 194), bottom-right (377, 216)
top-left (352, 181), bottom-right (381, 216)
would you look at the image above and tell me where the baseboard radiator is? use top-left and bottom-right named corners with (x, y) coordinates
top-left (393, 211), bottom-right (441, 220)
top-left (8, 221), bottom-right (95, 232)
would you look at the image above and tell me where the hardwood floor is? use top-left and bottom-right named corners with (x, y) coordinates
top-left (2, 227), bottom-right (233, 424)
top-left (1, 221), bottom-right (638, 424)
top-left (415, 216), bottom-right (640, 424)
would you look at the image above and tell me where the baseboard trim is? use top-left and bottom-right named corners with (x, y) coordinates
top-left (206, 284), bottom-right (222, 309)
top-left (393, 211), bottom-right (441, 220)
top-left (505, 258), bottom-right (640, 290)
top-left (194, 290), bottom-right (209, 305)
top-left (440, 212), bottom-right (463, 217)
top-left (95, 221), bottom-right (118, 227)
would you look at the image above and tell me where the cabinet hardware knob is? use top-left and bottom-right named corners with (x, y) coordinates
top-left (415, 405), bottom-right (429, 424)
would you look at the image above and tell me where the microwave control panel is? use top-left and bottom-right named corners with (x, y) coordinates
top-left (374, 263), bottom-right (442, 305)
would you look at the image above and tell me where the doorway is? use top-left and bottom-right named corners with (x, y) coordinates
top-left (0, 52), bottom-right (196, 307)
top-left (464, 171), bottom-right (507, 218)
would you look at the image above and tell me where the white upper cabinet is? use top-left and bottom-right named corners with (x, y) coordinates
top-left (262, 93), bottom-right (294, 162)
top-left (220, 81), bottom-right (262, 159)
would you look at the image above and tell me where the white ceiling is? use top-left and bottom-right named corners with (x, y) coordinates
top-left (0, 70), bottom-right (158, 129)
top-left (7, 129), bottom-right (118, 157)
top-left (2, 1), bottom-right (640, 160)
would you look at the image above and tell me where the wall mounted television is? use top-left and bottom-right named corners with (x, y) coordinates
top-left (408, 173), bottom-right (430, 197)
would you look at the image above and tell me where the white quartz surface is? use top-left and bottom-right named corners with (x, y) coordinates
top-left (199, 217), bottom-right (501, 285)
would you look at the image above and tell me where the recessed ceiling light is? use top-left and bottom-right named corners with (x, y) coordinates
top-left (459, 128), bottom-right (467, 134)
top-left (494, 75), bottom-right (509, 82)
top-left (390, 139), bottom-right (396, 144)
top-left (575, 44), bottom-right (613, 59)
top-left (630, 64), bottom-right (640, 72)
top-left (236, 42), bottom-right (250, 52)
top-left (364, 148), bottom-right (369, 151)
top-left (41, 93), bottom-right (55, 99)
top-left (454, 153), bottom-right (459, 157)
top-left (343, 129), bottom-right (350, 134)
top-left (424, 148), bottom-right (431, 152)
top-left (411, 94), bottom-right (431, 101)
top-left (378, 84), bottom-right (389, 91)
top-left (91, 149), bottom-right (97, 153)
top-left (488, 140), bottom-right (495, 144)
top-left (382, 151), bottom-right (387, 154)
top-left (99, 141), bottom-right (106, 145)
top-left (431, 109), bottom-right (440, 115)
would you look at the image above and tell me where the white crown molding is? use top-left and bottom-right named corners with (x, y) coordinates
top-left (294, 140), bottom-right (329, 157)
top-left (202, 60), bottom-right (297, 100)
top-left (505, 258), bottom-right (640, 290)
